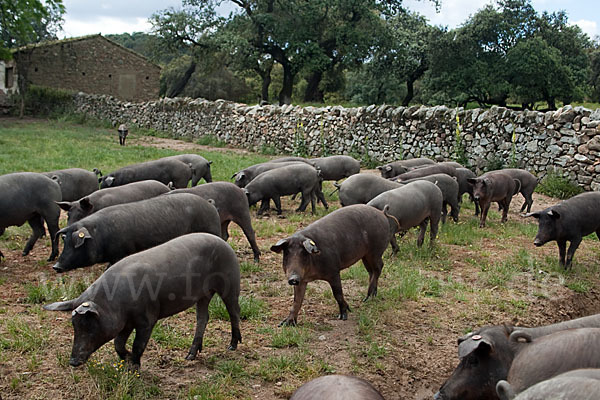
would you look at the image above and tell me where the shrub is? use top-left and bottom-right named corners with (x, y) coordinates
top-left (23, 85), bottom-right (75, 116)
top-left (536, 172), bottom-right (583, 199)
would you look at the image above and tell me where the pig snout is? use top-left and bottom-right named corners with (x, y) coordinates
top-left (288, 273), bottom-right (301, 286)
top-left (533, 238), bottom-right (544, 247)
top-left (53, 262), bottom-right (65, 273)
top-left (69, 356), bottom-right (85, 367)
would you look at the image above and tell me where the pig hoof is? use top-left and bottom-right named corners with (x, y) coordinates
top-left (338, 313), bottom-right (348, 321)
top-left (279, 318), bottom-right (296, 327)
top-left (227, 344), bottom-right (237, 351)
top-left (185, 353), bottom-right (197, 361)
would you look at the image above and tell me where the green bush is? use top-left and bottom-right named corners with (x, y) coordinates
top-left (23, 85), bottom-right (75, 116)
top-left (536, 172), bottom-right (583, 199)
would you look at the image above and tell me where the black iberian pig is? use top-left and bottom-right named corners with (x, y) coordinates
top-left (525, 191), bottom-right (600, 269)
top-left (0, 172), bottom-right (62, 261)
top-left (434, 313), bottom-right (600, 400)
top-left (232, 161), bottom-right (307, 188)
top-left (290, 375), bottom-right (385, 400)
top-left (244, 163), bottom-right (327, 215)
top-left (337, 173), bottom-right (402, 206)
top-left (509, 369), bottom-right (600, 400)
top-left (43, 168), bottom-right (99, 202)
top-left (484, 168), bottom-right (538, 213)
top-left (165, 154), bottom-right (213, 185)
top-left (58, 180), bottom-right (170, 225)
top-left (399, 173), bottom-right (460, 223)
top-left (455, 167), bottom-right (479, 215)
top-left (496, 328), bottom-right (600, 400)
top-left (367, 180), bottom-right (443, 250)
top-left (309, 155), bottom-right (360, 181)
top-left (44, 233), bottom-right (241, 368)
top-left (467, 172), bottom-right (520, 227)
top-left (377, 157), bottom-right (435, 178)
top-left (270, 204), bottom-right (395, 326)
top-left (52, 193), bottom-right (221, 272)
top-left (170, 182), bottom-right (261, 262)
top-left (99, 158), bottom-right (192, 189)
top-left (393, 163), bottom-right (457, 181)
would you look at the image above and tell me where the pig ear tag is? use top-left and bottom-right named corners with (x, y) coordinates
top-left (472, 335), bottom-right (482, 341)
top-left (73, 301), bottom-right (98, 316)
top-left (302, 239), bottom-right (320, 254)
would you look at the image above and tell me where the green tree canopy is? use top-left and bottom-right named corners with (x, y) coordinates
top-left (0, 0), bottom-right (65, 60)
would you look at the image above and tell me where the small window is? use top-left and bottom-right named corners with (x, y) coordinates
top-left (82, 72), bottom-right (86, 76)
top-left (34, 67), bottom-right (38, 72)
top-left (5, 67), bottom-right (14, 88)
top-left (145, 76), bottom-right (149, 80)
top-left (108, 74), bottom-right (112, 78)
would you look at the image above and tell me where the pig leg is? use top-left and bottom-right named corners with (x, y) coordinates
top-left (280, 282), bottom-right (307, 326)
top-left (295, 191), bottom-right (310, 213)
top-left (362, 255), bottom-right (383, 301)
top-left (114, 326), bottom-right (134, 361)
top-left (315, 187), bottom-right (328, 209)
top-left (130, 323), bottom-right (155, 367)
top-left (220, 221), bottom-right (231, 241)
top-left (257, 198), bottom-right (271, 215)
top-left (327, 274), bottom-right (350, 320)
top-left (0, 228), bottom-right (4, 258)
top-left (429, 216), bottom-right (440, 247)
top-left (520, 191), bottom-right (534, 213)
top-left (272, 196), bottom-right (283, 214)
top-left (441, 203), bottom-right (448, 224)
top-left (390, 234), bottom-right (399, 254)
top-left (186, 297), bottom-right (211, 360)
top-left (479, 201), bottom-right (490, 227)
top-left (416, 218), bottom-right (429, 247)
top-left (557, 240), bottom-right (567, 268)
top-left (222, 292), bottom-right (242, 350)
top-left (500, 198), bottom-right (510, 223)
top-left (23, 215), bottom-right (46, 256)
top-left (565, 237), bottom-right (582, 270)
top-left (45, 214), bottom-right (60, 261)
top-left (235, 217), bottom-right (261, 263)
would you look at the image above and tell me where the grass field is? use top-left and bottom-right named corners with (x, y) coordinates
top-left (1, 118), bottom-right (599, 400)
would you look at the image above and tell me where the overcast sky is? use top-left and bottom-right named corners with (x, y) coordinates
top-left (60, 0), bottom-right (600, 40)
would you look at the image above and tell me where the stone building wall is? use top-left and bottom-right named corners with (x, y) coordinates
top-left (73, 93), bottom-right (600, 190)
top-left (14, 35), bottom-right (160, 102)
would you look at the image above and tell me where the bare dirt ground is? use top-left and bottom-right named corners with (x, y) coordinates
top-left (1, 136), bottom-right (599, 400)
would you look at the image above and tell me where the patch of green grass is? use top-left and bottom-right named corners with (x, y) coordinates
top-left (0, 319), bottom-right (48, 353)
top-left (86, 358), bottom-right (161, 399)
top-left (567, 279), bottom-right (593, 293)
top-left (196, 134), bottom-right (227, 147)
top-left (25, 275), bottom-right (91, 304)
top-left (151, 319), bottom-right (191, 350)
top-left (268, 326), bottom-right (310, 348)
top-left (209, 295), bottom-right (268, 321)
top-left (240, 261), bottom-right (261, 275)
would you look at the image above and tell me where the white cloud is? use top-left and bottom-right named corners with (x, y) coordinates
top-left (572, 19), bottom-right (598, 38)
top-left (403, 0), bottom-right (492, 28)
top-left (61, 16), bottom-right (153, 38)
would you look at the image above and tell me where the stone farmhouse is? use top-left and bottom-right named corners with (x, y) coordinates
top-left (8, 34), bottom-right (160, 103)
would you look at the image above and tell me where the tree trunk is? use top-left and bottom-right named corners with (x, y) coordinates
top-left (402, 78), bottom-right (415, 106)
top-left (261, 72), bottom-right (271, 103)
top-left (278, 64), bottom-right (294, 105)
top-left (303, 71), bottom-right (324, 103)
top-left (166, 60), bottom-right (196, 98)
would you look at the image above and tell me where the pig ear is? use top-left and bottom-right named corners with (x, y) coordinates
top-left (208, 161), bottom-right (213, 165)
top-left (79, 198), bottom-right (93, 212)
top-left (231, 172), bottom-right (238, 179)
top-left (376, 166), bottom-right (383, 170)
top-left (547, 210), bottom-right (560, 219)
top-left (236, 172), bottom-right (245, 181)
top-left (270, 238), bottom-right (289, 253)
top-left (55, 227), bottom-right (68, 241)
top-left (72, 301), bottom-right (99, 317)
top-left (458, 334), bottom-right (493, 358)
top-left (43, 298), bottom-right (78, 311)
top-left (483, 178), bottom-right (491, 186)
top-left (73, 227), bottom-right (92, 248)
top-left (104, 176), bottom-right (115, 187)
top-left (302, 238), bottom-right (320, 254)
top-left (466, 178), bottom-right (477, 185)
top-left (523, 211), bottom-right (541, 219)
top-left (56, 201), bottom-right (73, 212)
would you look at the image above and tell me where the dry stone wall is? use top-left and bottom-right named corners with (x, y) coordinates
top-left (73, 93), bottom-right (600, 190)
